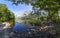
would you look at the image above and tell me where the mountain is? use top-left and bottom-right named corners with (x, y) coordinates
top-left (15, 10), bottom-right (31, 23)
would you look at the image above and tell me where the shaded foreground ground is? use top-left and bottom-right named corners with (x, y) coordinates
top-left (0, 24), bottom-right (11, 38)
top-left (0, 24), bottom-right (56, 38)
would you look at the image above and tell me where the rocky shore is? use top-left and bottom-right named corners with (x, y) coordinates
top-left (0, 23), bottom-right (56, 38)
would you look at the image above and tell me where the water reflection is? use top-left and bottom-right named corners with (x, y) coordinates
top-left (13, 22), bottom-right (34, 33)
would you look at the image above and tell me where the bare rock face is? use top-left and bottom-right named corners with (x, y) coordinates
top-left (39, 21), bottom-right (56, 38)
top-left (2, 22), bottom-right (11, 29)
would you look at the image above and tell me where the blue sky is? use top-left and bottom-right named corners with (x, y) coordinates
top-left (0, 0), bottom-right (32, 15)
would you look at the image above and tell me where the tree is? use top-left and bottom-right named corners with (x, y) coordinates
top-left (0, 3), bottom-right (15, 26)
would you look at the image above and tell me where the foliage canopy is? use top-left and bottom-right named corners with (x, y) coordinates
top-left (7, 0), bottom-right (60, 37)
top-left (0, 3), bottom-right (15, 26)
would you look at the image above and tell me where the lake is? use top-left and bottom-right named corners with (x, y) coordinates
top-left (13, 22), bottom-right (34, 33)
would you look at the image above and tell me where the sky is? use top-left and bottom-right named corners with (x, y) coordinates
top-left (0, 0), bottom-right (32, 15)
